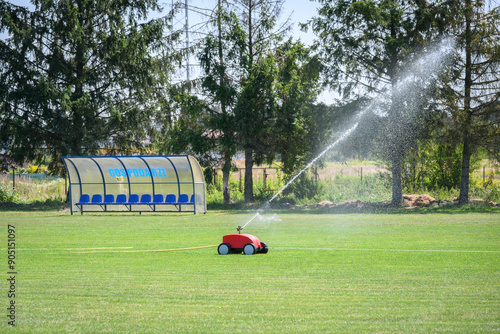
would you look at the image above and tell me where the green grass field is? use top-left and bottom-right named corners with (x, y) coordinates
top-left (3, 209), bottom-right (499, 333)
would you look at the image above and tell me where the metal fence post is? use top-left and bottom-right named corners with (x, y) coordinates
top-left (483, 166), bottom-right (485, 187)
top-left (239, 169), bottom-right (242, 192)
top-left (421, 167), bottom-right (424, 189)
top-left (214, 168), bottom-right (218, 189)
top-left (263, 168), bottom-right (267, 191)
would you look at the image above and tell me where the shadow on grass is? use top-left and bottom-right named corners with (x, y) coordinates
top-left (1, 200), bottom-right (497, 215)
top-left (208, 201), bottom-right (500, 215)
top-left (0, 199), bottom-right (69, 212)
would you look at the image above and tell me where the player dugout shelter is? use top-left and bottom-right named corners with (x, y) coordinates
top-left (62, 155), bottom-right (207, 215)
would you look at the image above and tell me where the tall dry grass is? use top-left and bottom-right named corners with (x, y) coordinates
top-left (0, 175), bottom-right (66, 203)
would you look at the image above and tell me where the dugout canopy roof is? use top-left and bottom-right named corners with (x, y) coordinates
top-left (62, 155), bottom-right (206, 215)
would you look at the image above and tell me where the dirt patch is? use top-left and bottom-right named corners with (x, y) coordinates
top-left (312, 200), bottom-right (366, 210)
top-left (275, 194), bottom-right (499, 210)
top-left (402, 194), bottom-right (436, 208)
top-left (284, 199), bottom-right (375, 210)
top-left (468, 198), bottom-right (500, 207)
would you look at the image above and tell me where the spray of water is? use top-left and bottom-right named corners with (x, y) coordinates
top-left (241, 110), bottom-right (366, 230)
top-left (240, 37), bottom-right (455, 231)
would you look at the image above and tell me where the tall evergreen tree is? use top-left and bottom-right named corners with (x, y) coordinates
top-left (232, 0), bottom-right (290, 202)
top-left (442, 0), bottom-right (500, 204)
top-left (165, 1), bottom-right (321, 204)
top-left (274, 40), bottom-right (323, 175)
top-left (0, 0), bottom-right (178, 173)
top-left (161, 0), bottom-right (289, 203)
top-left (198, 0), bottom-right (242, 203)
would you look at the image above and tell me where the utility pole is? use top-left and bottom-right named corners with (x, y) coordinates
top-left (185, 0), bottom-right (190, 81)
top-left (171, 0), bottom-right (190, 82)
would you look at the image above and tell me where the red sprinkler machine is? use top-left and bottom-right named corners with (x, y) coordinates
top-left (218, 225), bottom-right (268, 255)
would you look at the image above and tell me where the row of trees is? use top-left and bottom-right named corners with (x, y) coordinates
top-left (164, 0), bottom-right (326, 203)
top-left (0, 0), bottom-right (179, 166)
top-left (310, 0), bottom-right (499, 205)
top-left (0, 0), bottom-right (499, 205)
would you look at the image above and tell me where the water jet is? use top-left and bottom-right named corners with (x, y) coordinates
top-left (217, 37), bottom-right (455, 255)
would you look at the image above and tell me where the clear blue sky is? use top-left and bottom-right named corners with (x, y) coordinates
top-left (281, 0), bottom-right (321, 45)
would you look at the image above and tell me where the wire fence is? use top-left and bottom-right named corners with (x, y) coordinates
top-left (1, 173), bottom-right (62, 182)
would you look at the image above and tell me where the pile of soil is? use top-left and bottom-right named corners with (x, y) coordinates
top-left (402, 194), bottom-right (436, 208)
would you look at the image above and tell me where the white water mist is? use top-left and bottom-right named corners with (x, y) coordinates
top-left (241, 37), bottom-right (455, 230)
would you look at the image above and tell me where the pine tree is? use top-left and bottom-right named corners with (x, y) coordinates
top-left (232, 0), bottom-right (290, 202)
top-left (310, 0), bottom-right (450, 205)
top-left (198, 0), bottom-right (241, 203)
top-left (442, 0), bottom-right (500, 204)
top-left (0, 0), bottom-right (178, 173)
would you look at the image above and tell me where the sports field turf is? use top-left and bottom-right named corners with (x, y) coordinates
top-left (2, 210), bottom-right (499, 333)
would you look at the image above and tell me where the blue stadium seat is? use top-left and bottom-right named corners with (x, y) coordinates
top-left (102, 194), bottom-right (114, 204)
top-left (177, 194), bottom-right (189, 204)
top-left (76, 194), bottom-right (90, 205)
top-left (140, 194), bottom-right (152, 204)
top-left (165, 194), bottom-right (176, 204)
top-left (152, 194), bottom-right (164, 204)
top-left (116, 194), bottom-right (127, 204)
top-left (91, 194), bottom-right (102, 204)
top-left (127, 194), bottom-right (139, 204)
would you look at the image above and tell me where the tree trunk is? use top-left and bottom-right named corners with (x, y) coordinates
top-left (244, 148), bottom-right (254, 202)
top-left (72, 0), bottom-right (87, 157)
top-left (459, 0), bottom-right (473, 206)
top-left (391, 153), bottom-right (403, 206)
top-left (458, 138), bottom-right (471, 205)
top-left (388, 15), bottom-right (402, 206)
top-left (222, 151), bottom-right (231, 204)
top-left (218, 0), bottom-right (231, 204)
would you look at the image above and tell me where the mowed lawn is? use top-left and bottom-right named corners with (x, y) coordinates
top-left (3, 210), bottom-right (499, 333)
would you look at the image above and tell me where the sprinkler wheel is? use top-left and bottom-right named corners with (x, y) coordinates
top-left (217, 243), bottom-right (231, 255)
top-left (218, 233), bottom-right (268, 255)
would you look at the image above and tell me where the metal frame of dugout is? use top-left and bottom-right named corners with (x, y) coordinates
top-left (62, 155), bottom-right (207, 215)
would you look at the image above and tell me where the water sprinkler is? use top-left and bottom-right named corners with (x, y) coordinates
top-left (218, 220), bottom-right (268, 255)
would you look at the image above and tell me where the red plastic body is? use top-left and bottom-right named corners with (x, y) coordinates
top-left (222, 233), bottom-right (262, 250)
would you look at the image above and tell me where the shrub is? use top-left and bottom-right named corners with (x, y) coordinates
top-left (204, 162), bottom-right (500, 206)
top-left (279, 172), bottom-right (322, 201)
top-left (0, 176), bottom-right (65, 203)
top-left (0, 183), bottom-right (17, 203)
top-left (470, 173), bottom-right (500, 203)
